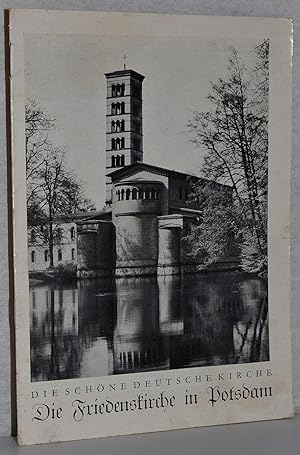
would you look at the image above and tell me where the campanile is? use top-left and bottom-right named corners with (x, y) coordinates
top-left (105, 68), bottom-right (145, 204)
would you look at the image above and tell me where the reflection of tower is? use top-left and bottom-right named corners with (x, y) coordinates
top-left (113, 277), bottom-right (168, 373)
top-left (105, 69), bottom-right (145, 204)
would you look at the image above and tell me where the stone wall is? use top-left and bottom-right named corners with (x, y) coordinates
top-left (77, 220), bottom-right (114, 278)
top-left (114, 180), bottom-right (163, 276)
top-left (115, 214), bottom-right (159, 276)
top-left (28, 222), bottom-right (77, 272)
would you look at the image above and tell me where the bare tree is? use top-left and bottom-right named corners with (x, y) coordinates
top-left (25, 99), bottom-right (55, 207)
top-left (33, 146), bottom-right (95, 267)
top-left (25, 100), bottom-right (95, 267)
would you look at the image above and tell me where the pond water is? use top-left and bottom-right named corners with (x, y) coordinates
top-left (30, 271), bottom-right (269, 382)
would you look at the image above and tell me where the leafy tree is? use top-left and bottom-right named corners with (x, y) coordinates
top-left (186, 40), bottom-right (269, 276)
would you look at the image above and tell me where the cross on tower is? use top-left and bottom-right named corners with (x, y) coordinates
top-left (123, 54), bottom-right (127, 70)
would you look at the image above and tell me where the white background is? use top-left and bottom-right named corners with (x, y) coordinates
top-left (0, 0), bottom-right (299, 439)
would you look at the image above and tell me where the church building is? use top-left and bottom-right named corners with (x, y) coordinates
top-left (76, 67), bottom-right (235, 278)
top-left (28, 67), bottom-right (235, 276)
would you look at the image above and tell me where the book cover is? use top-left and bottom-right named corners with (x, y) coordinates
top-left (9, 9), bottom-right (294, 445)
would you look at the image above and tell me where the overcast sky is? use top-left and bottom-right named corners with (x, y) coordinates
top-left (24, 33), bottom-right (262, 208)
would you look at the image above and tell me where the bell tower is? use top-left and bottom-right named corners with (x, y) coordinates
top-left (105, 68), bottom-right (145, 205)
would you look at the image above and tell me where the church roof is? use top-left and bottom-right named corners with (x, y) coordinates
top-left (107, 161), bottom-right (198, 181)
top-left (105, 69), bottom-right (145, 81)
top-left (55, 208), bottom-right (112, 223)
top-left (107, 162), bottom-right (232, 190)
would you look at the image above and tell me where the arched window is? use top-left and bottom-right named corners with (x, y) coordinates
top-left (121, 102), bottom-right (125, 114)
top-left (150, 189), bottom-right (156, 200)
top-left (112, 84), bottom-right (116, 97)
top-left (116, 190), bottom-right (120, 201)
top-left (121, 155), bottom-right (125, 166)
top-left (115, 120), bottom-right (125, 132)
top-left (58, 249), bottom-right (62, 261)
top-left (70, 227), bottom-right (75, 239)
top-left (126, 189), bottom-right (131, 200)
top-left (114, 137), bottom-right (124, 150)
top-left (117, 83), bottom-right (125, 96)
top-left (111, 138), bottom-right (116, 150)
top-left (111, 103), bottom-right (116, 115)
top-left (138, 188), bottom-right (144, 199)
top-left (116, 102), bottom-right (121, 114)
top-left (145, 188), bottom-right (150, 200)
top-left (44, 250), bottom-right (48, 262)
top-left (111, 156), bottom-right (115, 167)
top-left (132, 188), bottom-right (138, 200)
top-left (71, 248), bottom-right (75, 260)
top-left (31, 250), bottom-right (36, 263)
top-left (121, 189), bottom-right (125, 200)
top-left (111, 121), bottom-right (116, 133)
top-left (116, 155), bottom-right (121, 167)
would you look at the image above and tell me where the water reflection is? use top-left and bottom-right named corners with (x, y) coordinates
top-left (30, 272), bottom-right (269, 382)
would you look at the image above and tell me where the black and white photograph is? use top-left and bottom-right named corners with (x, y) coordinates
top-left (10, 10), bottom-right (293, 445)
top-left (25, 32), bottom-right (269, 382)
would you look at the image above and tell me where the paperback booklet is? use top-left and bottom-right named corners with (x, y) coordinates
top-left (9, 9), bottom-right (294, 445)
